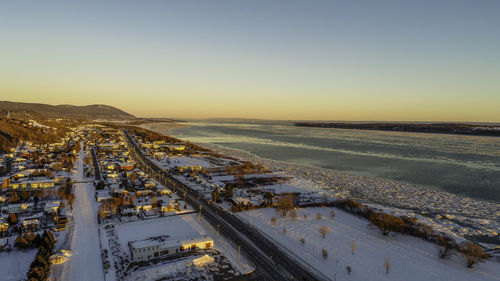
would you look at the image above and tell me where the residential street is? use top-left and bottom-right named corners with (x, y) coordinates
top-left (58, 145), bottom-right (105, 281)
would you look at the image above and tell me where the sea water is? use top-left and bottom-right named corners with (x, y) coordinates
top-left (146, 120), bottom-right (500, 203)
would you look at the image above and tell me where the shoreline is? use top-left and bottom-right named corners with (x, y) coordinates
top-left (141, 121), bottom-right (499, 219)
top-left (142, 122), bottom-right (499, 247)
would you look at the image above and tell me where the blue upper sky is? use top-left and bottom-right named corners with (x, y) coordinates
top-left (1, 0), bottom-right (499, 121)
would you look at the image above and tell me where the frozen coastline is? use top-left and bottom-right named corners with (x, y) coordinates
top-left (142, 123), bottom-right (500, 250)
top-left (205, 144), bottom-right (499, 218)
top-left (201, 143), bottom-right (500, 250)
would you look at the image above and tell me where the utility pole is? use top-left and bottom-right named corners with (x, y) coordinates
top-left (199, 205), bottom-right (202, 221)
top-left (217, 224), bottom-right (220, 237)
top-left (238, 245), bottom-right (241, 263)
top-left (304, 252), bottom-right (311, 264)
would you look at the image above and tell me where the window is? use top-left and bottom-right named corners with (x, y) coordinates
top-left (205, 243), bottom-right (211, 248)
top-left (180, 246), bottom-right (184, 251)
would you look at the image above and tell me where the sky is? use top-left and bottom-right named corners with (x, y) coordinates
top-left (1, 0), bottom-right (499, 121)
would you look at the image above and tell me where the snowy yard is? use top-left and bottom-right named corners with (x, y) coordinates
top-left (124, 250), bottom-right (239, 281)
top-left (237, 207), bottom-right (500, 281)
top-left (108, 213), bottom-right (244, 280)
top-left (0, 249), bottom-right (37, 281)
top-left (115, 214), bottom-right (208, 251)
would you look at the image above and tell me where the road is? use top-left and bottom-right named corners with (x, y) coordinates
top-left (123, 130), bottom-right (325, 281)
top-left (55, 145), bottom-right (105, 281)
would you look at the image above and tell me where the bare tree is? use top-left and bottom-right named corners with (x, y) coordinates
top-left (276, 193), bottom-right (294, 218)
top-left (316, 213), bottom-right (322, 220)
top-left (384, 257), bottom-right (391, 274)
top-left (322, 248), bottom-right (328, 260)
top-left (270, 217), bottom-right (277, 225)
top-left (289, 209), bottom-right (297, 221)
top-left (437, 234), bottom-right (456, 259)
top-left (318, 225), bottom-right (329, 239)
top-left (460, 242), bottom-right (489, 268)
top-left (351, 240), bottom-right (355, 255)
top-left (346, 266), bottom-right (352, 275)
top-left (329, 210), bottom-right (335, 219)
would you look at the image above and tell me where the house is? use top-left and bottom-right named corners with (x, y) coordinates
top-left (156, 187), bottom-right (171, 196)
top-left (119, 162), bottom-right (135, 171)
top-left (144, 181), bottom-right (156, 189)
top-left (54, 214), bottom-right (67, 231)
top-left (44, 201), bottom-right (60, 213)
top-left (3, 203), bottom-right (34, 213)
top-left (0, 238), bottom-right (7, 249)
top-left (0, 217), bottom-right (8, 233)
top-left (96, 190), bottom-right (112, 202)
top-left (120, 205), bottom-right (139, 216)
top-left (142, 208), bottom-right (160, 218)
top-left (107, 172), bottom-right (119, 179)
top-left (133, 197), bottom-right (153, 212)
top-left (160, 200), bottom-right (175, 213)
top-left (177, 166), bottom-right (203, 173)
top-left (129, 235), bottom-right (213, 262)
top-left (23, 218), bottom-right (40, 231)
top-left (167, 145), bottom-right (185, 152)
top-left (135, 189), bottom-right (153, 197)
top-left (8, 179), bottom-right (55, 190)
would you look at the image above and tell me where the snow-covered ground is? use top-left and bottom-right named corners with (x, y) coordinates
top-left (57, 145), bottom-right (105, 281)
top-left (115, 214), bottom-right (206, 248)
top-left (237, 207), bottom-right (500, 281)
top-left (0, 249), bottom-right (37, 281)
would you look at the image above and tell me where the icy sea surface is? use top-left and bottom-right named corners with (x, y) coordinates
top-left (147, 120), bottom-right (500, 203)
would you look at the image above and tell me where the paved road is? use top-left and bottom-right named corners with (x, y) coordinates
top-left (123, 130), bottom-right (325, 281)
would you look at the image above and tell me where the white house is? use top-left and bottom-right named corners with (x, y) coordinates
top-left (129, 235), bottom-right (213, 262)
top-left (160, 200), bottom-right (175, 213)
top-left (44, 201), bottom-right (60, 213)
top-left (133, 197), bottom-right (153, 212)
top-left (3, 203), bottom-right (34, 213)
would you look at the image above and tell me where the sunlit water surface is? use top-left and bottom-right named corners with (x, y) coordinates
top-left (146, 120), bottom-right (500, 203)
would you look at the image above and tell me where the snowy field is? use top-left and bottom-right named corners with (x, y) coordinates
top-left (237, 207), bottom-right (500, 281)
top-left (0, 249), bottom-right (37, 281)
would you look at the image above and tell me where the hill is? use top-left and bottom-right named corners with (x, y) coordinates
top-left (294, 122), bottom-right (500, 137)
top-left (0, 118), bottom-right (82, 154)
top-left (0, 101), bottom-right (135, 120)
